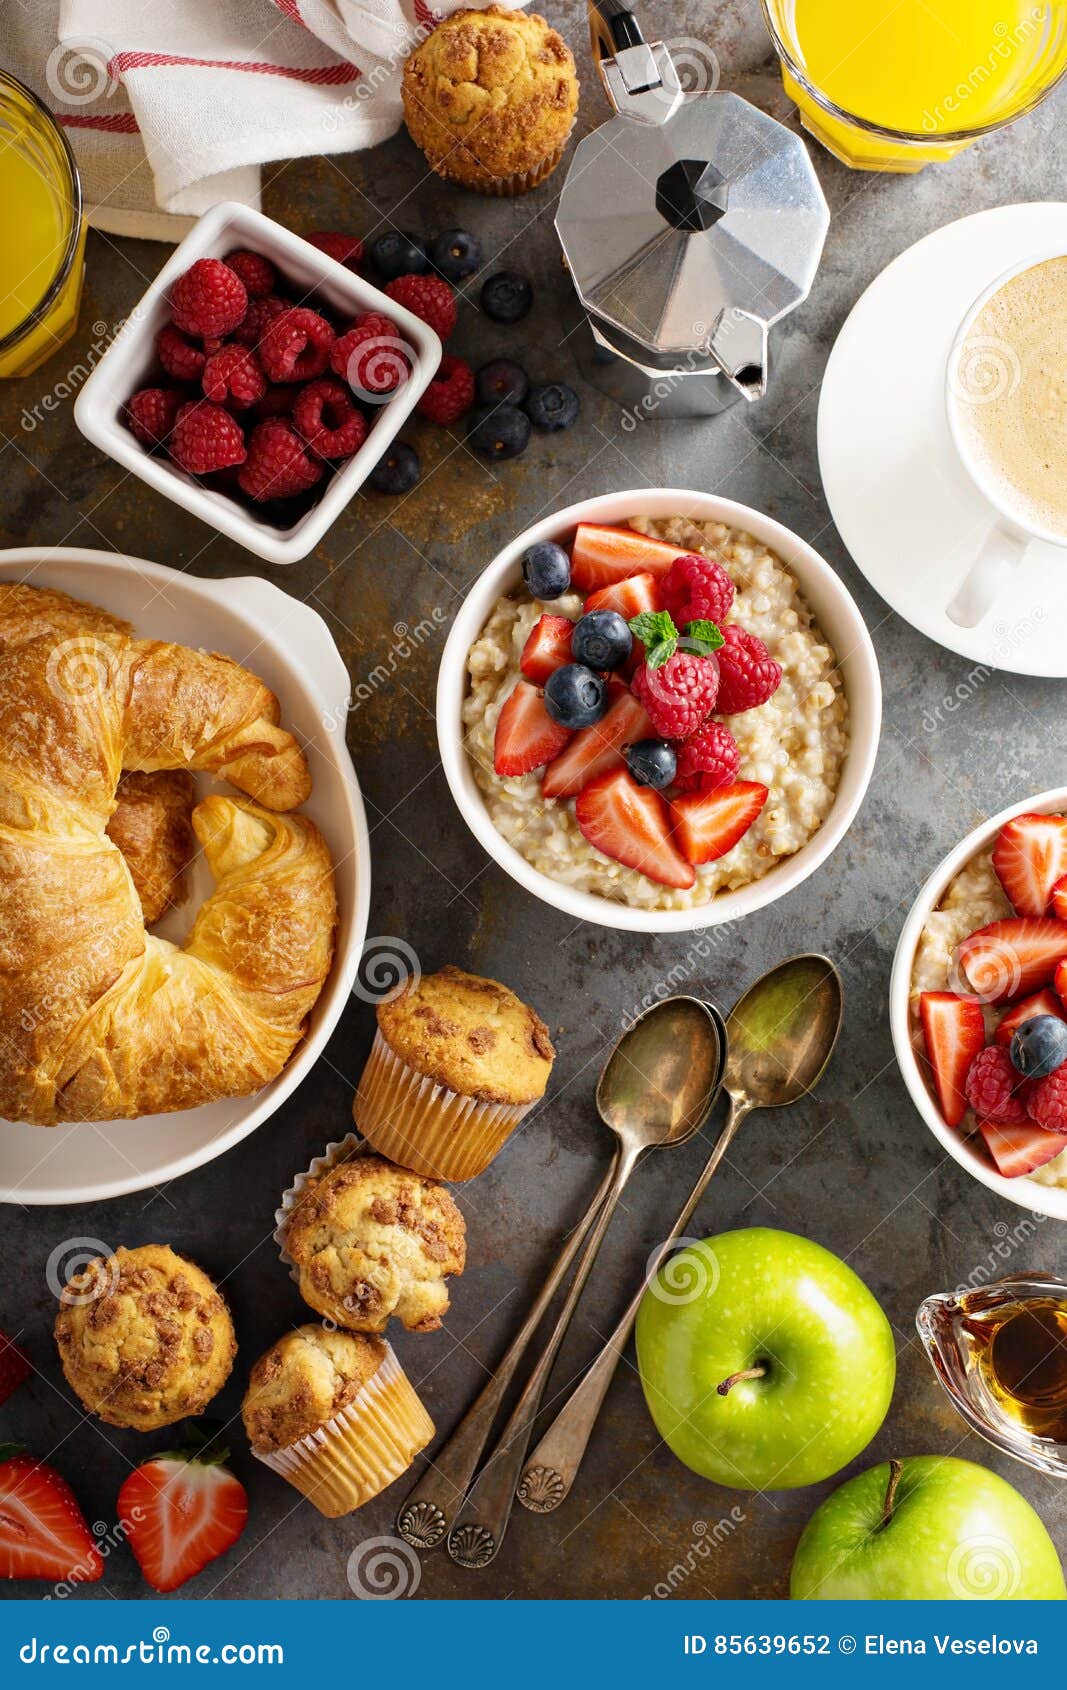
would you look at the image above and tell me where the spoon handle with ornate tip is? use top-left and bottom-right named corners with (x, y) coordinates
top-left (395, 1153), bottom-right (619, 1553)
top-left (517, 1094), bottom-right (752, 1514)
top-left (447, 1143), bottom-right (644, 1569)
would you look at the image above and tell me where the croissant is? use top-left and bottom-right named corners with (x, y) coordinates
top-left (106, 770), bottom-right (196, 925)
top-left (0, 582), bottom-right (338, 1125)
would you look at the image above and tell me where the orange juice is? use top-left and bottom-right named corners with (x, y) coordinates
top-left (0, 73), bottom-right (85, 377)
top-left (763, 1), bottom-right (1067, 170)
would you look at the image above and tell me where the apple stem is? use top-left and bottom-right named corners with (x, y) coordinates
top-left (716, 1365), bottom-right (767, 1397)
top-left (879, 1458), bottom-right (903, 1528)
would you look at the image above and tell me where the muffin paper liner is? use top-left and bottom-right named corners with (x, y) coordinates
top-left (431, 136), bottom-right (570, 198)
top-left (274, 1132), bottom-right (367, 1283)
top-left (252, 1342), bottom-right (433, 1519)
top-left (354, 1030), bottom-right (530, 1181)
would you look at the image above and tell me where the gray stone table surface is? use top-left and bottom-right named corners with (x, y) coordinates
top-left (1, 1), bottom-right (1065, 1603)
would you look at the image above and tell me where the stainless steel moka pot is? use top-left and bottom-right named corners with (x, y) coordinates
top-left (556, 1), bottom-right (830, 418)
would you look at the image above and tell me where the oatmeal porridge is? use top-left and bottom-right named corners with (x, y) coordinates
top-left (462, 514), bottom-right (850, 911)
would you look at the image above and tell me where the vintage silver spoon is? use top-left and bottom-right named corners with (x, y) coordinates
top-left (517, 953), bottom-right (843, 1515)
top-left (445, 995), bottom-right (724, 1569)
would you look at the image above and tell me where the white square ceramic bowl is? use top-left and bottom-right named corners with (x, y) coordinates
top-left (0, 547), bottom-right (370, 1205)
top-left (890, 787), bottom-right (1067, 1222)
top-left (74, 202), bottom-right (442, 565)
top-left (437, 488), bottom-right (882, 934)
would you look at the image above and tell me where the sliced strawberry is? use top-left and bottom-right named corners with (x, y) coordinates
top-left (0, 1331), bottom-right (31, 1407)
top-left (541, 688), bottom-right (652, 799)
top-left (575, 768), bottom-right (695, 889)
top-left (119, 1445), bottom-right (248, 1594)
top-left (994, 989), bottom-right (1066, 1047)
top-left (992, 813), bottom-right (1067, 916)
top-left (569, 523), bottom-right (688, 591)
top-left (493, 680), bottom-right (572, 777)
top-left (0, 1447), bottom-right (102, 1583)
top-left (519, 615), bottom-right (574, 685)
top-left (918, 992), bottom-right (986, 1128)
top-left (977, 1118), bottom-right (1067, 1179)
top-left (584, 572), bottom-right (664, 619)
top-left (957, 918), bottom-right (1067, 1002)
top-left (1052, 874), bottom-right (1067, 921)
top-left (667, 780), bottom-right (768, 866)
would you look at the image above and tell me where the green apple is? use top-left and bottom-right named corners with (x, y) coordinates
top-left (635, 1227), bottom-right (895, 1490)
top-left (791, 1455), bottom-right (1066, 1599)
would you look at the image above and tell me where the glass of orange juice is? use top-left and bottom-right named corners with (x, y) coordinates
top-left (0, 70), bottom-right (87, 378)
top-left (761, 1), bottom-right (1067, 171)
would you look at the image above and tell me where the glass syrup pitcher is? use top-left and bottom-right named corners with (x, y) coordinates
top-left (917, 1275), bottom-right (1067, 1479)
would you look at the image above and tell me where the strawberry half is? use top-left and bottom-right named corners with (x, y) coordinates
top-left (569, 523), bottom-right (688, 591)
top-left (668, 780), bottom-right (768, 866)
top-left (918, 992), bottom-right (986, 1128)
top-left (493, 680), bottom-right (571, 777)
top-left (575, 768), bottom-right (695, 889)
top-left (584, 571), bottom-right (664, 620)
top-left (119, 1439), bottom-right (248, 1594)
top-left (520, 615), bottom-right (574, 685)
top-left (0, 1447), bottom-right (102, 1583)
top-left (977, 1118), bottom-right (1067, 1179)
top-left (541, 688), bottom-right (652, 799)
top-left (994, 988), bottom-right (1066, 1046)
top-left (1052, 874), bottom-right (1067, 921)
top-left (992, 813), bottom-right (1067, 916)
top-left (0, 1330), bottom-right (31, 1407)
top-left (957, 917), bottom-right (1067, 1002)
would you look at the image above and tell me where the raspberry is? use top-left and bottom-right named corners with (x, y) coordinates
top-left (258, 307), bottom-right (335, 382)
top-left (1027, 1064), bottom-right (1067, 1131)
top-left (417, 354), bottom-right (475, 426)
top-left (673, 721), bottom-right (741, 792)
top-left (125, 387), bottom-right (182, 449)
top-left (385, 273), bottom-right (456, 340)
top-left (965, 1046), bottom-right (1030, 1123)
top-left (202, 344), bottom-right (266, 411)
top-left (170, 257), bottom-right (248, 338)
top-left (224, 248), bottom-right (277, 298)
top-left (630, 652), bottom-right (720, 740)
top-left (232, 294), bottom-right (290, 350)
top-left (331, 315), bottom-right (410, 396)
top-left (238, 419), bottom-right (324, 501)
top-left (157, 324), bottom-right (207, 382)
top-left (169, 401), bottom-right (247, 475)
top-left (715, 624), bottom-right (783, 715)
top-left (292, 379), bottom-right (367, 459)
top-left (305, 230), bottom-right (364, 272)
top-left (662, 553), bottom-right (735, 629)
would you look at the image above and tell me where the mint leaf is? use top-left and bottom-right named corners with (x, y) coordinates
top-left (628, 609), bottom-right (676, 650)
top-left (646, 634), bottom-right (677, 669)
top-left (681, 618), bottom-right (724, 656)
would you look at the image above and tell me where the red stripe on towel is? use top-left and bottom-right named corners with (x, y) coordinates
top-left (58, 112), bottom-right (140, 133)
top-left (109, 51), bottom-right (361, 86)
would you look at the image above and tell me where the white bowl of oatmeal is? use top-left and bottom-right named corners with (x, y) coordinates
top-left (892, 787), bottom-right (1067, 1220)
top-left (437, 489), bottom-right (880, 933)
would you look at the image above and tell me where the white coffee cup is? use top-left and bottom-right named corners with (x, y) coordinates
top-left (945, 245), bottom-right (1067, 628)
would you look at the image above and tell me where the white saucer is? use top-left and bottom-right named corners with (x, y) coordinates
top-left (818, 203), bottom-right (1067, 677)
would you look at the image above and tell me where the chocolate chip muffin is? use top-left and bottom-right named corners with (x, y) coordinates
top-left (282, 1152), bottom-right (466, 1333)
top-left (354, 964), bottom-right (555, 1180)
top-left (242, 1325), bottom-right (433, 1518)
top-left (402, 6), bottom-right (579, 196)
top-left (54, 1244), bottom-right (236, 1431)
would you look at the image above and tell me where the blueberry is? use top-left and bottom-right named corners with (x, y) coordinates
top-left (431, 229), bottom-right (482, 281)
top-left (480, 269), bottom-right (533, 323)
top-left (525, 381), bottom-right (580, 432)
top-left (544, 663), bottom-right (608, 730)
top-left (522, 540), bottom-right (571, 598)
top-left (476, 358), bottom-right (529, 407)
top-left (572, 609), bottom-right (632, 671)
top-left (467, 403), bottom-right (531, 460)
top-left (626, 739), bottom-right (677, 790)
top-left (369, 441), bottom-right (420, 494)
top-left (1010, 1015), bottom-right (1067, 1079)
top-left (368, 230), bottom-right (428, 280)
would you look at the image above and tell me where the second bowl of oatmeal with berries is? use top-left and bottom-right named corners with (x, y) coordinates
top-left (438, 490), bottom-right (880, 932)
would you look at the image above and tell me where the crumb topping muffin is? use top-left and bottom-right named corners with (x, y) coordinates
top-left (402, 6), bottom-right (578, 194)
top-left (242, 1325), bottom-right (385, 1455)
top-left (378, 964), bottom-right (554, 1105)
top-left (283, 1152), bottom-right (466, 1333)
top-left (54, 1243), bottom-right (236, 1431)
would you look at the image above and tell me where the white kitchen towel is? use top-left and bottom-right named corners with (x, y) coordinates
top-left (5, 0), bottom-right (524, 240)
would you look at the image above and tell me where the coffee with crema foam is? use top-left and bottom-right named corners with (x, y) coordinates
top-left (952, 256), bottom-right (1067, 539)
